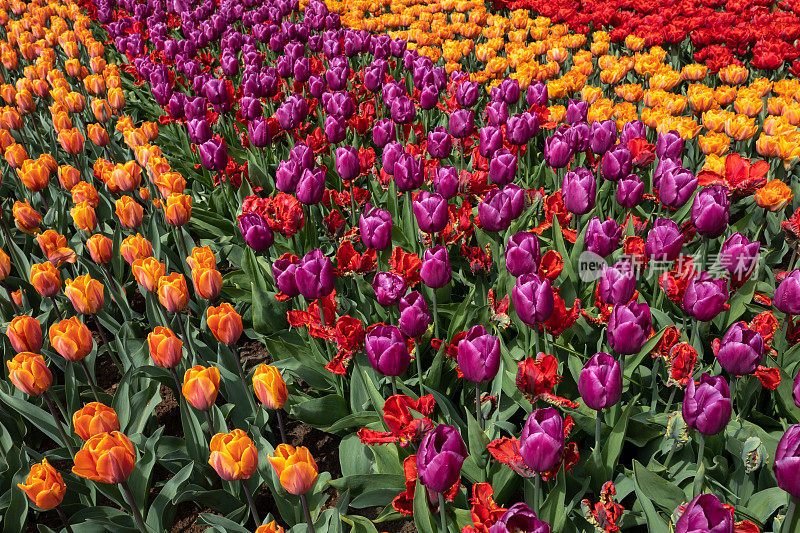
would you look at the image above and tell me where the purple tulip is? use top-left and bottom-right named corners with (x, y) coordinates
top-left (240, 96), bottom-right (263, 121)
top-left (308, 74), bottom-right (326, 98)
top-left (513, 274), bottom-right (554, 326)
top-left (565, 122), bottom-right (590, 153)
top-left (544, 132), bottom-right (572, 168)
top-left (578, 352), bottom-right (622, 411)
top-left (492, 79), bottom-right (520, 105)
top-left (238, 212), bottom-right (274, 252)
top-left (616, 174), bottom-right (644, 207)
top-left (365, 325), bottom-right (410, 376)
top-left (457, 325), bottom-right (501, 383)
top-left (372, 271), bottom-right (407, 307)
top-left (394, 153), bottom-right (425, 192)
top-left (486, 100), bottom-right (509, 126)
top-left (456, 81), bottom-right (479, 108)
top-left (272, 255), bottom-right (300, 298)
top-left (382, 141), bottom-right (403, 175)
top-left (716, 322), bottom-right (764, 375)
top-left (359, 204), bottom-right (392, 251)
top-left (775, 270), bottom-right (800, 314)
top-left (248, 118), bottom-right (271, 148)
top-left (419, 85), bottom-right (439, 110)
top-left (659, 166), bottom-right (698, 208)
top-left (391, 95), bottom-right (415, 124)
top-left (488, 503), bottom-right (551, 533)
top-left (416, 425), bottom-right (467, 493)
top-left (489, 149), bottom-right (517, 187)
top-left (296, 168), bottom-right (325, 205)
top-left (479, 126), bottom-right (504, 159)
top-left (449, 109), bottom-right (474, 139)
top-left (584, 217), bottom-right (622, 258)
top-left (427, 127), bottom-right (452, 159)
top-left (276, 159), bottom-right (301, 193)
top-left (656, 130), bottom-right (684, 161)
top-left (608, 302), bottom-right (651, 355)
top-left (506, 232), bottom-right (541, 277)
top-left (589, 120), bottom-right (617, 155)
top-left (421, 246), bottom-right (451, 289)
top-left (506, 115), bottom-right (531, 146)
top-left (198, 138), bottom-right (228, 171)
top-left (295, 249), bottom-right (334, 299)
top-left (526, 82), bottom-right (548, 107)
top-left (434, 166), bottom-right (459, 199)
top-left (565, 99), bottom-right (589, 125)
top-left (413, 191), bottom-right (448, 234)
top-left (562, 167), bottom-right (596, 215)
top-left (373, 118), bottom-right (395, 148)
top-left (520, 408), bottom-right (564, 473)
top-left (691, 186), bottom-right (730, 238)
top-left (684, 273), bottom-right (728, 322)
top-left (645, 218), bottom-right (684, 262)
top-left (794, 371), bottom-right (800, 408)
top-left (620, 120), bottom-right (646, 144)
top-left (324, 115), bottom-right (346, 144)
top-left (187, 118), bottom-right (212, 144)
top-left (774, 424), bottom-right (800, 498)
top-left (598, 262), bottom-right (636, 305)
top-left (718, 233), bottom-right (760, 278)
top-left (291, 143), bottom-right (314, 171)
top-left (601, 144), bottom-right (633, 182)
top-left (674, 494), bottom-right (734, 533)
top-left (478, 188), bottom-right (514, 232)
top-left (399, 291), bottom-right (430, 338)
top-left (683, 373), bottom-right (732, 435)
top-left (335, 146), bottom-right (361, 182)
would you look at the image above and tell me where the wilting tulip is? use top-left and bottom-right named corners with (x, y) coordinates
top-left (607, 302), bottom-right (651, 355)
top-left (691, 186), bottom-right (730, 238)
top-left (17, 459), bottom-right (66, 510)
top-left (72, 403), bottom-right (120, 441)
top-left (206, 303), bottom-right (243, 346)
top-left (399, 291), bottom-right (431, 338)
top-left (209, 429), bottom-right (258, 481)
top-left (158, 273), bottom-right (189, 313)
top-left (192, 267), bottom-right (223, 301)
top-left (457, 325), bottom-right (500, 383)
top-left (684, 274), bottom-right (728, 322)
top-left (645, 218), bottom-right (684, 262)
top-left (295, 249), bottom-right (335, 300)
top-left (132, 257), bottom-right (166, 293)
top-left (182, 365), bottom-right (221, 411)
top-left (269, 444), bottom-right (319, 495)
top-left (86, 234), bottom-right (113, 264)
top-left (237, 212), bottom-right (274, 253)
top-left (413, 192), bottom-right (448, 234)
top-left (597, 262), bottom-right (636, 305)
top-left (578, 353), bottom-right (622, 410)
top-left (421, 246), bottom-right (451, 289)
top-left (64, 275), bottom-right (105, 315)
top-left (513, 274), bottom-right (554, 326)
top-left (366, 325), bottom-right (410, 376)
top-left (72, 431), bottom-right (135, 484)
top-left (718, 233), bottom-right (759, 278)
top-left (360, 204), bottom-right (393, 251)
top-left (416, 425), bottom-right (467, 493)
top-left (6, 315), bottom-right (43, 353)
top-left (674, 494), bottom-right (734, 533)
top-left (253, 364), bottom-right (288, 410)
top-left (716, 322), bottom-right (764, 375)
top-left (147, 327), bottom-right (182, 369)
top-left (49, 317), bottom-right (93, 362)
top-left (774, 270), bottom-right (800, 315)
top-left (683, 373), bottom-right (731, 435)
top-left (774, 424), bottom-right (800, 498)
top-left (372, 272), bottom-right (407, 306)
top-left (520, 408), bottom-right (564, 473)
top-left (29, 262), bottom-right (61, 297)
top-left (165, 194), bottom-right (192, 227)
top-left (7, 352), bottom-right (52, 396)
top-left (584, 218), bottom-right (622, 258)
top-left (562, 167), bottom-right (596, 215)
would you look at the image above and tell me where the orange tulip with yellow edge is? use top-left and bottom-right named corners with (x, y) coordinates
top-left (6, 315), bottom-right (42, 353)
top-left (698, 132), bottom-right (730, 157)
top-left (91, 98), bottom-right (111, 122)
top-left (71, 201), bottom-right (97, 232)
top-left (58, 127), bottom-right (84, 154)
top-left (206, 302), bottom-right (243, 346)
top-left (49, 317), bottom-right (94, 362)
top-left (141, 122), bottom-right (158, 141)
top-left (7, 352), bottom-right (52, 396)
top-left (17, 160), bottom-right (48, 191)
top-left (164, 194), bottom-right (192, 227)
top-left (108, 87), bottom-right (124, 109)
top-left (36, 230), bottom-right (76, 266)
top-left (5, 143), bottom-right (27, 168)
top-left (64, 274), bottom-right (105, 315)
top-left (252, 364), bottom-right (288, 410)
top-left (132, 257), bottom-right (165, 292)
top-left (120, 234), bottom-right (153, 265)
top-left (155, 172), bottom-right (186, 197)
top-left (256, 522), bottom-right (285, 533)
top-left (64, 92), bottom-right (85, 114)
top-left (15, 90), bottom-right (34, 114)
top-left (108, 162), bottom-right (142, 193)
top-left (192, 267), bottom-right (223, 301)
top-left (87, 123), bottom-right (109, 147)
top-left (268, 444), bottom-right (319, 495)
top-left (29, 262), bottom-right (60, 297)
top-left (0, 106), bottom-right (22, 130)
top-left (147, 327), bottom-right (183, 369)
top-left (718, 64), bottom-right (748, 85)
top-left (72, 402), bottom-right (120, 441)
top-left (72, 431), bottom-right (135, 484)
top-left (57, 164), bottom-right (80, 191)
top-left (158, 273), bottom-right (189, 313)
top-left (115, 196), bottom-right (143, 229)
top-left (71, 181), bottom-right (99, 207)
top-left (186, 247), bottom-right (216, 270)
top-left (86, 234), bottom-right (113, 264)
top-left (182, 365), bottom-right (221, 411)
top-left (714, 86), bottom-right (737, 106)
top-left (208, 429), bottom-right (258, 481)
top-left (755, 180), bottom-right (793, 212)
top-left (17, 459), bottom-right (66, 510)
top-left (0, 248), bottom-right (9, 281)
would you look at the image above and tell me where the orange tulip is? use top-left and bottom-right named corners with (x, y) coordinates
top-left (108, 162), bottom-right (142, 193)
top-left (206, 302), bottom-right (242, 346)
top-left (72, 431), bottom-right (136, 484)
top-left (252, 364), bottom-right (288, 410)
top-left (147, 327), bottom-right (183, 368)
top-left (91, 98), bottom-right (112, 122)
top-left (5, 143), bottom-right (27, 168)
top-left (64, 274), bottom-right (105, 315)
top-left (86, 234), bottom-right (113, 264)
top-left (120, 233), bottom-right (153, 265)
top-left (18, 160), bottom-right (49, 192)
top-left (71, 181), bottom-right (99, 207)
top-left (13, 200), bottom-right (41, 234)
top-left (87, 123), bottom-right (110, 147)
top-left (71, 201), bottom-right (97, 232)
top-left (17, 459), bottom-right (66, 510)
top-left (192, 267), bottom-right (223, 301)
top-left (36, 230), bottom-right (77, 266)
top-left (15, 90), bottom-right (34, 114)
top-left (132, 257), bottom-right (165, 292)
top-left (108, 87), bottom-right (125, 109)
top-left (7, 352), bottom-right (52, 396)
top-left (208, 429), bottom-right (258, 481)
top-left (57, 127), bottom-right (84, 154)
top-left (29, 262), bottom-right (61, 297)
top-left (6, 315), bottom-right (43, 353)
top-left (141, 122), bottom-right (159, 141)
top-left (11, 289), bottom-right (22, 307)
top-left (38, 154), bottom-right (58, 175)
top-left (155, 172), bottom-right (186, 197)
top-left (186, 246), bottom-right (217, 270)
top-left (268, 444), bottom-right (319, 495)
top-left (72, 402), bottom-right (120, 441)
top-left (182, 365), bottom-right (221, 411)
top-left (158, 273), bottom-right (189, 312)
top-left (64, 92), bottom-right (85, 114)
top-left (256, 521), bottom-right (285, 533)
top-left (0, 248), bottom-right (9, 280)
top-left (49, 317), bottom-right (94, 362)
top-left (0, 106), bottom-right (22, 129)
top-left (755, 179), bottom-right (793, 212)
top-left (164, 194), bottom-right (192, 227)
top-left (115, 196), bottom-right (143, 229)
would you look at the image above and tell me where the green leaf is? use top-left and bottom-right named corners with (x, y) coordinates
top-left (0, 387), bottom-right (59, 444)
top-left (145, 463), bottom-right (193, 532)
top-left (3, 466), bottom-right (28, 533)
top-left (540, 468), bottom-right (566, 532)
top-left (342, 514), bottom-right (380, 533)
top-left (631, 460), bottom-right (670, 533)
top-left (290, 395), bottom-right (349, 429)
top-left (633, 460), bottom-right (685, 513)
top-left (743, 487), bottom-right (788, 524)
top-left (326, 412), bottom-right (380, 435)
top-left (413, 481), bottom-right (437, 533)
top-left (601, 394), bottom-right (639, 473)
top-left (197, 514), bottom-right (252, 533)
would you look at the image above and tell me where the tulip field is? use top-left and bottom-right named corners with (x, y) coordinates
top-left (5, 0), bottom-right (800, 531)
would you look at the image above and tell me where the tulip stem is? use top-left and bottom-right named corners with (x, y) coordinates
top-left (695, 434), bottom-right (705, 497)
top-left (56, 507), bottom-right (74, 533)
top-left (176, 313), bottom-right (196, 364)
top-left (92, 315), bottom-right (124, 372)
top-left (650, 357), bottom-right (661, 412)
top-left (79, 360), bottom-right (102, 403)
top-left (391, 375), bottom-right (398, 396)
top-left (3, 283), bottom-right (19, 314)
top-left (438, 492), bottom-right (447, 533)
top-left (242, 480), bottom-right (261, 527)
top-left (783, 497), bottom-right (799, 533)
top-left (533, 473), bottom-right (540, 515)
top-left (43, 391), bottom-right (75, 458)
top-left (595, 412), bottom-right (602, 454)
top-left (231, 346), bottom-right (258, 414)
top-left (276, 408), bottom-right (288, 443)
top-left (300, 493), bottom-right (315, 533)
top-left (415, 341), bottom-right (425, 397)
top-left (431, 289), bottom-right (439, 339)
top-left (663, 440), bottom-right (677, 468)
top-left (50, 296), bottom-right (63, 320)
top-left (475, 382), bottom-right (483, 430)
top-left (531, 327), bottom-right (539, 357)
top-left (204, 410), bottom-right (215, 439)
top-left (120, 480), bottom-right (148, 533)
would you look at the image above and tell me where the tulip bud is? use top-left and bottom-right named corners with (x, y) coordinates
top-left (399, 291), bottom-right (431, 338)
top-left (269, 444), bottom-right (319, 495)
top-left (716, 322), bottom-right (763, 375)
top-left (206, 302), bottom-right (243, 346)
top-left (520, 407), bottom-right (564, 473)
top-left (72, 431), bottom-right (135, 484)
top-left (7, 352), bottom-right (52, 396)
top-left (49, 317), bottom-right (93, 362)
top-left (607, 302), bottom-right (651, 355)
top-left (147, 326), bottom-right (182, 368)
top-left (684, 273), bottom-right (728, 322)
top-left (209, 429), bottom-right (258, 481)
top-left (72, 402), bottom-right (120, 441)
top-left (29, 262), bottom-right (61, 297)
top-left (683, 373), bottom-right (731, 435)
top-left (597, 262), bottom-right (636, 305)
top-left (253, 363), bottom-right (288, 410)
top-left (416, 425), bottom-right (467, 492)
top-left (183, 365), bottom-right (221, 411)
top-left (578, 352), bottom-right (622, 410)
top-left (421, 246), bottom-right (451, 289)
top-left (457, 325), bottom-right (501, 382)
top-left (64, 274), bottom-right (104, 315)
top-left (366, 325), bottom-right (410, 376)
top-left (674, 494), bottom-right (734, 533)
top-left (6, 315), bottom-right (43, 353)
top-left (774, 424), bottom-right (800, 498)
top-left (17, 459), bottom-right (66, 510)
